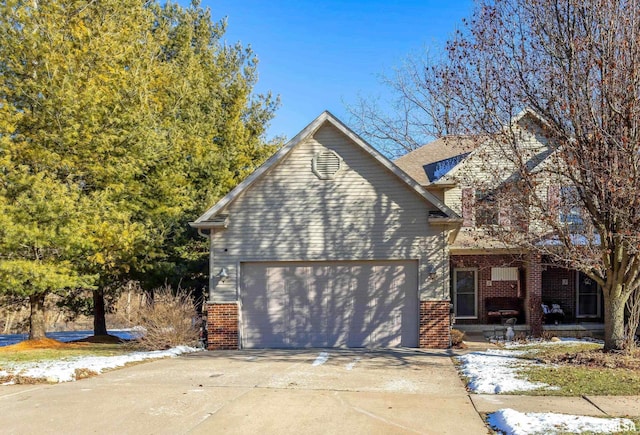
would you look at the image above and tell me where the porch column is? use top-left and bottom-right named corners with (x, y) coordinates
top-left (526, 253), bottom-right (543, 336)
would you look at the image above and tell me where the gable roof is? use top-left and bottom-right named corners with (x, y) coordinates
top-left (191, 111), bottom-right (461, 228)
top-left (432, 109), bottom-right (555, 186)
top-left (394, 136), bottom-right (479, 186)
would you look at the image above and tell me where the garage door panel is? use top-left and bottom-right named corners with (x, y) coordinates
top-left (241, 261), bottom-right (418, 349)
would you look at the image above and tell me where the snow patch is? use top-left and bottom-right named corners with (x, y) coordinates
top-left (1, 345), bottom-right (199, 383)
top-left (312, 352), bottom-right (329, 366)
top-left (505, 337), bottom-right (603, 349)
top-left (457, 350), bottom-right (556, 394)
top-left (488, 408), bottom-right (636, 435)
top-left (346, 357), bottom-right (361, 371)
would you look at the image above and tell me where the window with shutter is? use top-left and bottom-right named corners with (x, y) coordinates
top-left (475, 189), bottom-right (499, 226)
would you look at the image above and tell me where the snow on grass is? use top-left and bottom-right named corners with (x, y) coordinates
top-left (457, 349), bottom-right (556, 394)
top-left (1, 345), bottom-right (199, 384)
top-left (488, 408), bottom-right (636, 435)
top-left (504, 337), bottom-right (603, 349)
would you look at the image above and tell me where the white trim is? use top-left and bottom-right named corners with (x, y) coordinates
top-left (453, 267), bottom-right (478, 319)
top-left (190, 111), bottom-right (460, 227)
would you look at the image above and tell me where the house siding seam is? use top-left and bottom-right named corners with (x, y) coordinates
top-left (419, 301), bottom-right (451, 348)
top-left (206, 303), bottom-right (239, 350)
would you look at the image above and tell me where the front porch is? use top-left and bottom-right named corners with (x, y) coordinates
top-left (451, 253), bottom-right (604, 337)
top-left (454, 322), bottom-right (605, 340)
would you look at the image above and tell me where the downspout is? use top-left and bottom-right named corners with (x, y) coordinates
top-left (442, 230), bottom-right (447, 299)
top-left (443, 229), bottom-right (452, 349)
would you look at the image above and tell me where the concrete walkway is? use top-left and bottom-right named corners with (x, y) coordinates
top-left (471, 394), bottom-right (640, 417)
top-left (456, 336), bottom-right (640, 420)
top-left (0, 349), bottom-right (489, 435)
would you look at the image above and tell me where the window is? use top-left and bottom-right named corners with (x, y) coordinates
top-left (453, 268), bottom-right (477, 318)
top-left (559, 186), bottom-right (584, 228)
top-left (475, 190), bottom-right (499, 226)
top-left (576, 272), bottom-right (601, 318)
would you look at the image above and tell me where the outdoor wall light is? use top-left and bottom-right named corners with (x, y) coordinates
top-left (427, 265), bottom-right (437, 280)
top-left (218, 267), bottom-right (229, 282)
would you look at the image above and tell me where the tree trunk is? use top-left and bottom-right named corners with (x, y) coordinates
top-left (4, 310), bottom-right (15, 334)
top-left (603, 294), bottom-right (626, 351)
top-left (93, 289), bottom-right (108, 336)
top-left (28, 293), bottom-right (47, 340)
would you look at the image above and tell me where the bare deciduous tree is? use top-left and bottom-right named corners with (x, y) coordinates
top-left (347, 51), bottom-right (462, 158)
top-left (355, 0), bottom-right (640, 351)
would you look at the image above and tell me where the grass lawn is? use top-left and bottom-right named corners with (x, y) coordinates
top-left (513, 342), bottom-right (640, 396)
top-left (0, 338), bottom-right (130, 364)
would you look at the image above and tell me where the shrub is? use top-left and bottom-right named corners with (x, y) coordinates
top-left (129, 286), bottom-right (199, 351)
top-left (451, 328), bottom-right (466, 347)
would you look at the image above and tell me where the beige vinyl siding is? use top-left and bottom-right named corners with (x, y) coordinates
top-left (441, 115), bottom-right (553, 230)
top-left (209, 123), bottom-right (450, 302)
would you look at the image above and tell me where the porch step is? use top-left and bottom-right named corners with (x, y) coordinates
top-left (453, 323), bottom-right (604, 340)
top-left (543, 323), bottom-right (604, 339)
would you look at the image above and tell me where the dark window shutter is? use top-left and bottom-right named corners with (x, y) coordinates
top-left (548, 185), bottom-right (560, 220)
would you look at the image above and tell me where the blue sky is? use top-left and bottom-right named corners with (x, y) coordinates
top-left (197, 1), bottom-right (474, 141)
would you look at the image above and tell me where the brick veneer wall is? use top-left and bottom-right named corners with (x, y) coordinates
top-left (451, 254), bottom-right (525, 324)
top-left (206, 303), bottom-right (239, 350)
top-left (526, 254), bottom-right (543, 336)
top-left (419, 301), bottom-right (451, 348)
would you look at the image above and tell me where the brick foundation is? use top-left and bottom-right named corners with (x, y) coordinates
top-left (419, 301), bottom-right (451, 348)
top-left (206, 303), bottom-right (239, 350)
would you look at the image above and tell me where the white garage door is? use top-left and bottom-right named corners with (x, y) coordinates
top-left (240, 260), bottom-right (418, 348)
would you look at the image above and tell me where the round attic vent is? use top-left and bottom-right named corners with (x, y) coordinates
top-left (312, 150), bottom-right (343, 179)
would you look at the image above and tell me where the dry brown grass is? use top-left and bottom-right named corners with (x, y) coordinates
top-left (540, 348), bottom-right (640, 370)
top-left (0, 338), bottom-right (82, 352)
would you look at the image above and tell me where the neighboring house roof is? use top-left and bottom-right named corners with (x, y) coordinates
top-left (394, 136), bottom-right (479, 185)
top-left (191, 111), bottom-right (461, 228)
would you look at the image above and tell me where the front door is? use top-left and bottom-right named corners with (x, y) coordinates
top-left (453, 268), bottom-right (477, 319)
top-left (576, 272), bottom-right (601, 318)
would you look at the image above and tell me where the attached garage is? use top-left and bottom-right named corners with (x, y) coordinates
top-left (240, 260), bottom-right (418, 348)
top-left (191, 112), bottom-right (461, 349)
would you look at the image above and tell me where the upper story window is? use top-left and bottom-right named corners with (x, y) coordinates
top-left (461, 186), bottom-right (528, 230)
top-left (475, 190), bottom-right (499, 226)
top-left (558, 186), bottom-right (584, 229)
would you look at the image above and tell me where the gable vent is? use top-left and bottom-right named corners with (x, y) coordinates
top-left (312, 150), bottom-right (343, 179)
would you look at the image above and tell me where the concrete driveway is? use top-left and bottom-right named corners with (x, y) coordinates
top-left (0, 349), bottom-right (488, 434)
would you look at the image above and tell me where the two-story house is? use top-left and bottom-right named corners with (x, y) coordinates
top-left (396, 109), bottom-right (604, 338)
top-left (193, 110), bottom-right (602, 350)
